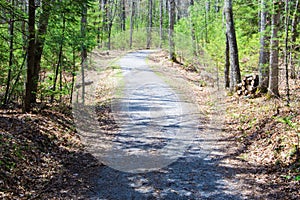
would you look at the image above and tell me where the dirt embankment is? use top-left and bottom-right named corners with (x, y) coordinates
top-left (1, 50), bottom-right (299, 199)
top-left (148, 50), bottom-right (300, 199)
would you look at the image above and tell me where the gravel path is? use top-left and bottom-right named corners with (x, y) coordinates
top-left (88, 50), bottom-right (245, 199)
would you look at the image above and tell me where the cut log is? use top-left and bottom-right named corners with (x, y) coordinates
top-left (236, 74), bottom-right (259, 96)
top-left (237, 90), bottom-right (243, 95)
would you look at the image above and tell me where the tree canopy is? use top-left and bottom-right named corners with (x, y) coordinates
top-left (0, 0), bottom-right (299, 109)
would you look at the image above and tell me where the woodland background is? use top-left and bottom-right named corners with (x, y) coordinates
top-left (0, 0), bottom-right (300, 199)
top-left (0, 0), bottom-right (299, 109)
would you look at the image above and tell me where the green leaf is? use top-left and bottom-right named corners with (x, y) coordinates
top-left (282, 175), bottom-right (291, 179)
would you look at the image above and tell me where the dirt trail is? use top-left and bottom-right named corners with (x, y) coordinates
top-left (81, 50), bottom-right (248, 199)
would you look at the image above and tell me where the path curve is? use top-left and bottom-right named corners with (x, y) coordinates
top-left (88, 50), bottom-right (244, 199)
top-left (104, 50), bottom-right (201, 173)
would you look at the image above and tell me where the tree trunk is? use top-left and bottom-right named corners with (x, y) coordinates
top-left (166, 0), bottom-right (169, 15)
top-left (258, 0), bottom-right (269, 93)
top-left (107, 21), bottom-right (113, 50)
top-left (70, 47), bottom-right (76, 105)
top-left (120, 0), bottom-right (126, 31)
top-left (214, 0), bottom-right (221, 12)
top-left (289, 0), bottom-right (299, 79)
top-left (284, 0), bottom-right (290, 104)
top-left (159, 0), bottom-right (163, 48)
top-left (10, 52), bottom-right (27, 103)
top-left (24, 0), bottom-right (36, 112)
top-left (147, 0), bottom-right (153, 49)
top-left (224, 0), bottom-right (241, 91)
top-left (81, 2), bottom-right (88, 104)
top-left (32, 0), bottom-right (51, 103)
top-left (105, 0), bottom-right (117, 50)
top-left (169, 0), bottom-right (176, 61)
top-left (177, 0), bottom-right (182, 21)
top-left (130, 1), bottom-right (135, 49)
top-left (135, 0), bottom-right (140, 30)
top-left (189, 0), bottom-right (198, 56)
top-left (97, 0), bottom-right (102, 47)
top-left (21, 0), bottom-right (27, 51)
top-left (102, 0), bottom-right (108, 48)
top-left (4, 0), bottom-right (15, 105)
top-left (51, 14), bottom-right (66, 103)
top-left (204, 0), bottom-right (210, 43)
top-left (268, 0), bottom-right (280, 97)
top-left (225, 33), bottom-right (230, 88)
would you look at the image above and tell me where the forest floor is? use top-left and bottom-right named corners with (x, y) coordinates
top-left (0, 50), bottom-right (299, 199)
top-left (148, 51), bottom-right (300, 199)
